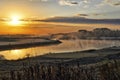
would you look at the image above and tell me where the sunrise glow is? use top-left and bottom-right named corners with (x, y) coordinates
top-left (9, 15), bottom-right (22, 26)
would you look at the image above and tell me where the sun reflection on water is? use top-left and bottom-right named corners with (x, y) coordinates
top-left (0, 49), bottom-right (28, 60)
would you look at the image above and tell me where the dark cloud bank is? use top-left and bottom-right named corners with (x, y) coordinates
top-left (40, 17), bottom-right (120, 24)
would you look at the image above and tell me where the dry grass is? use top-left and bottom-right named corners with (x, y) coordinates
top-left (0, 59), bottom-right (120, 80)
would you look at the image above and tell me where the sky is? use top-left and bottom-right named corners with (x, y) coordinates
top-left (0, 0), bottom-right (120, 34)
top-left (0, 0), bottom-right (120, 19)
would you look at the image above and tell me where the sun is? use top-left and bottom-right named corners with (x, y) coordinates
top-left (9, 15), bottom-right (22, 26)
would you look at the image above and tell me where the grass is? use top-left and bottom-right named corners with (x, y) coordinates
top-left (0, 59), bottom-right (120, 80)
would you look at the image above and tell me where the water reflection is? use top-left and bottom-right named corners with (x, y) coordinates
top-left (0, 40), bottom-right (120, 60)
top-left (0, 49), bottom-right (26, 60)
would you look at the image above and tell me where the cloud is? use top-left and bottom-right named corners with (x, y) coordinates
top-left (92, 13), bottom-right (102, 16)
top-left (114, 2), bottom-right (120, 6)
top-left (29, 0), bottom-right (48, 2)
top-left (76, 13), bottom-right (103, 17)
top-left (40, 16), bottom-right (120, 24)
top-left (29, 0), bottom-right (120, 7)
top-left (59, 0), bottom-right (78, 6)
top-left (104, 0), bottom-right (120, 6)
top-left (77, 14), bottom-right (89, 16)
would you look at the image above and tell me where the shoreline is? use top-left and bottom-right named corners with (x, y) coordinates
top-left (0, 39), bottom-right (61, 51)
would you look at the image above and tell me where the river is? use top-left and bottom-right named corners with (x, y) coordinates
top-left (0, 40), bottom-right (120, 60)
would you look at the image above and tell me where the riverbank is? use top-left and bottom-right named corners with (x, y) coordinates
top-left (0, 39), bottom-right (61, 51)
